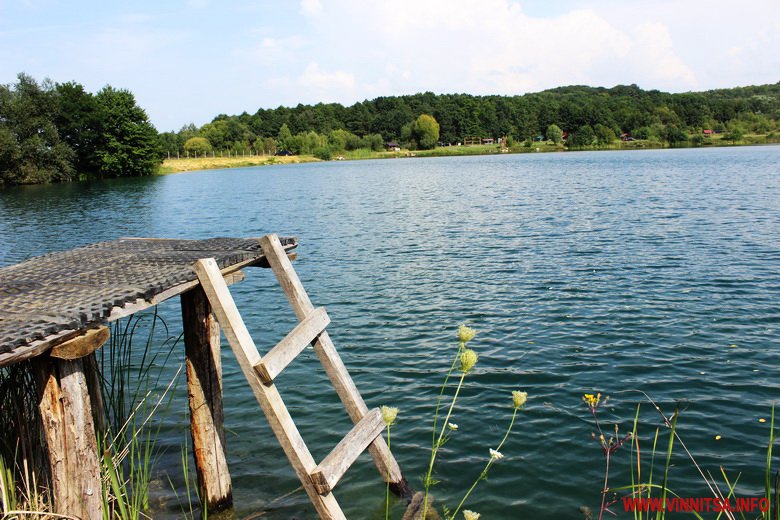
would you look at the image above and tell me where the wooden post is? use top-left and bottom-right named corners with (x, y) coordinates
top-left (33, 356), bottom-right (102, 520)
top-left (182, 286), bottom-right (233, 511)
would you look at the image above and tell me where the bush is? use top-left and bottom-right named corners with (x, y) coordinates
top-left (313, 146), bottom-right (332, 160)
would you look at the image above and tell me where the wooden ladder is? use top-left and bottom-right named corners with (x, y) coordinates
top-left (194, 234), bottom-right (407, 520)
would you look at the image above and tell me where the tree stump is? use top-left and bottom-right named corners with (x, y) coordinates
top-left (34, 355), bottom-right (102, 520)
top-left (182, 286), bottom-right (233, 511)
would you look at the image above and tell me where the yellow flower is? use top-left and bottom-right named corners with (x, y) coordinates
top-left (512, 390), bottom-right (528, 409)
top-left (463, 511), bottom-right (481, 520)
top-left (460, 349), bottom-right (478, 373)
top-left (381, 406), bottom-right (398, 426)
top-left (458, 324), bottom-right (477, 343)
top-left (583, 393), bottom-right (601, 408)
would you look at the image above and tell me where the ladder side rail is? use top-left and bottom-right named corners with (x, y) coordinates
top-left (194, 258), bottom-right (345, 520)
top-left (258, 235), bottom-right (405, 486)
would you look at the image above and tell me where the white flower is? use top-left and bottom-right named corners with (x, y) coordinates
top-left (512, 390), bottom-right (528, 409)
top-left (463, 510), bottom-right (481, 520)
top-left (448, 422), bottom-right (458, 431)
top-left (458, 325), bottom-right (477, 343)
top-left (489, 448), bottom-right (504, 460)
top-left (381, 406), bottom-right (398, 426)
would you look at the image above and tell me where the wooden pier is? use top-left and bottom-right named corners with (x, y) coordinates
top-left (0, 235), bottom-right (409, 519)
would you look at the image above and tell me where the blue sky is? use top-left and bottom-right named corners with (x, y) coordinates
top-left (2, 0), bottom-right (778, 132)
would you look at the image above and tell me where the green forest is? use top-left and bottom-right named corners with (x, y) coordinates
top-left (0, 73), bottom-right (162, 185)
top-left (2, 71), bottom-right (779, 185)
top-left (165, 82), bottom-right (779, 157)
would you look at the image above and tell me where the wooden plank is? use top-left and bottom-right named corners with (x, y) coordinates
top-left (182, 286), bottom-right (233, 511)
top-left (310, 408), bottom-right (384, 495)
top-left (259, 234), bottom-right (407, 491)
top-left (0, 266), bottom-right (255, 368)
top-left (49, 326), bottom-right (109, 360)
top-left (33, 357), bottom-right (102, 520)
top-left (254, 307), bottom-right (330, 383)
top-left (194, 258), bottom-right (345, 520)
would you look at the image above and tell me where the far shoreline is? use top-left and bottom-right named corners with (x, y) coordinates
top-left (159, 136), bottom-right (780, 175)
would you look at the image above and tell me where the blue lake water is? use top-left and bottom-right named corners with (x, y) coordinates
top-left (1, 146), bottom-right (779, 518)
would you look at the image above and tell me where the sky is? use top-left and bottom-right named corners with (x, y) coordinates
top-left (1, 0), bottom-right (778, 132)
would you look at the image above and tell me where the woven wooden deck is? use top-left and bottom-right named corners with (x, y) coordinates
top-left (0, 236), bottom-right (297, 367)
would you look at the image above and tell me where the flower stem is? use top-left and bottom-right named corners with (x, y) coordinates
top-left (599, 446), bottom-right (611, 520)
top-left (423, 370), bottom-right (468, 519)
top-left (431, 341), bottom-right (464, 452)
top-left (450, 407), bottom-right (519, 519)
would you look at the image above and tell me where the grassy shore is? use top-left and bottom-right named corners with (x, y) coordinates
top-left (159, 132), bottom-right (780, 174)
top-left (158, 154), bottom-right (321, 174)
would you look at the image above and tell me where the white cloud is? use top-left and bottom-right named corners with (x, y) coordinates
top-left (628, 22), bottom-right (697, 88)
top-left (300, 0), bottom-right (322, 17)
top-left (298, 62), bottom-right (354, 90)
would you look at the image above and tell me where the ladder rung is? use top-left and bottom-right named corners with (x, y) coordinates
top-left (310, 408), bottom-right (385, 495)
top-left (254, 307), bottom-right (330, 383)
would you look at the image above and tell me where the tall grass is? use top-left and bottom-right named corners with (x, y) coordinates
top-left (0, 308), bottom-right (182, 519)
top-left (589, 393), bottom-right (780, 520)
top-left (97, 309), bottom-right (181, 518)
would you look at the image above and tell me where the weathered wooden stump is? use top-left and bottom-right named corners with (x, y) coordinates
top-left (182, 286), bottom-right (233, 511)
top-left (33, 344), bottom-right (104, 520)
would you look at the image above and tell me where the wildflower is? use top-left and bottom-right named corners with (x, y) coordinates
top-left (458, 325), bottom-right (477, 343)
top-left (489, 448), bottom-right (504, 460)
top-left (381, 406), bottom-right (398, 426)
top-left (463, 511), bottom-right (481, 520)
top-left (460, 349), bottom-right (478, 373)
top-left (583, 393), bottom-right (601, 409)
top-left (448, 422), bottom-right (458, 431)
top-left (512, 390), bottom-right (528, 409)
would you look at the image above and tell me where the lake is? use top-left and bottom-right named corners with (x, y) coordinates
top-left (1, 146), bottom-right (779, 518)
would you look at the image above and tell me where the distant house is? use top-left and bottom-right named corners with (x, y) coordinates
top-left (463, 136), bottom-right (481, 146)
top-left (620, 133), bottom-right (631, 141)
top-left (703, 129), bottom-right (714, 137)
top-left (481, 138), bottom-right (494, 145)
top-left (386, 141), bottom-right (401, 151)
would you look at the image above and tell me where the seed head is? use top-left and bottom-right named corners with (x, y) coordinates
top-left (381, 406), bottom-right (398, 426)
top-left (512, 390), bottom-right (528, 409)
top-left (458, 325), bottom-right (477, 343)
top-left (460, 349), bottom-right (478, 373)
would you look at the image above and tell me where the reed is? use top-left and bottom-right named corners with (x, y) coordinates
top-left (0, 308), bottom-right (181, 519)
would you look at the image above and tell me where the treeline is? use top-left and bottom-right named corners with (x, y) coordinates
top-left (163, 82), bottom-right (780, 155)
top-left (0, 73), bottom-right (162, 185)
top-left (4, 73), bottom-right (780, 185)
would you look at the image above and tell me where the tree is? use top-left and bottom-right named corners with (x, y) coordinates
top-left (0, 73), bottom-right (74, 185)
top-left (410, 114), bottom-right (440, 150)
top-left (277, 123), bottom-right (292, 151)
top-left (546, 124), bottom-right (563, 144)
top-left (568, 124), bottom-right (595, 148)
top-left (94, 86), bottom-right (162, 177)
top-left (184, 137), bottom-right (212, 156)
top-left (593, 123), bottom-right (617, 145)
top-left (55, 81), bottom-right (102, 175)
top-left (662, 125), bottom-right (688, 146)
